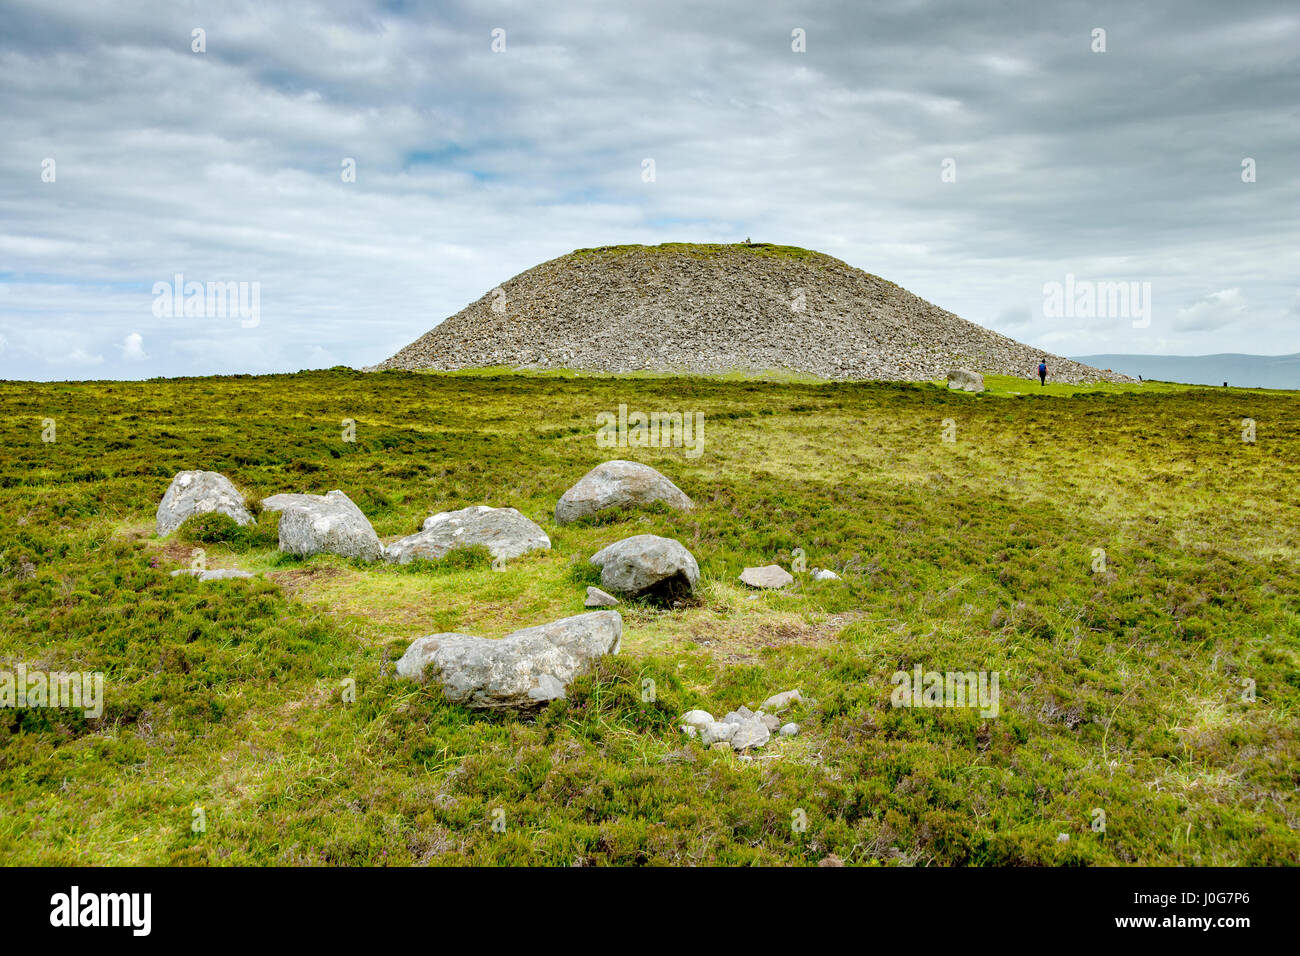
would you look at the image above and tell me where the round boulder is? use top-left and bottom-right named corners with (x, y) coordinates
top-left (262, 490), bottom-right (383, 562)
top-left (385, 505), bottom-right (550, 564)
top-left (589, 534), bottom-right (699, 601)
top-left (156, 470), bottom-right (254, 537)
top-left (555, 460), bottom-right (693, 525)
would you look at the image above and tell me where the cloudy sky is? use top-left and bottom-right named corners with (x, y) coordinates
top-left (1, 0), bottom-right (1297, 380)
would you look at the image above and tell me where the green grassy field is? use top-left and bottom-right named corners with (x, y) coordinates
top-left (1, 369), bottom-right (1297, 865)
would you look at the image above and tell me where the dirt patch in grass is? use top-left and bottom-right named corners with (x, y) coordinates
top-left (269, 565), bottom-right (349, 600)
top-left (679, 612), bottom-right (860, 664)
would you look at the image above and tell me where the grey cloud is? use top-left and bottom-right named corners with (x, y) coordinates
top-left (1, 0), bottom-right (1297, 379)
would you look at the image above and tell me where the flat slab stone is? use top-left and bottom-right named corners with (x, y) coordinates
top-left (739, 565), bottom-right (794, 589)
top-left (730, 718), bottom-right (771, 750)
top-left (394, 610), bottom-right (622, 711)
top-left (584, 586), bottom-right (620, 607)
top-left (385, 505), bottom-right (550, 564)
top-left (760, 689), bottom-right (803, 712)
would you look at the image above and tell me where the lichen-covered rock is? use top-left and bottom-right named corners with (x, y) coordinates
top-left (760, 689), bottom-right (803, 712)
top-left (394, 611), bottom-right (622, 711)
top-left (947, 368), bottom-right (985, 392)
top-left (699, 721), bottom-right (738, 747)
top-left (680, 710), bottom-right (714, 730)
top-left (739, 565), bottom-right (794, 589)
top-left (385, 505), bottom-right (549, 564)
top-left (589, 534), bottom-right (699, 600)
top-left (156, 470), bottom-right (254, 537)
top-left (729, 718), bottom-right (771, 750)
top-left (262, 490), bottom-right (383, 562)
top-left (555, 460), bottom-right (692, 525)
top-left (584, 586), bottom-right (620, 607)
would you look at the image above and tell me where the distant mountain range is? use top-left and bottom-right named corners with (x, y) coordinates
top-left (1072, 353), bottom-right (1300, 391)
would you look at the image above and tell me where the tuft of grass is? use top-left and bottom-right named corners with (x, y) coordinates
top-left (567, 241), bottom-right (841, 265)
top-left (175, 512), bottom-right (279, 551)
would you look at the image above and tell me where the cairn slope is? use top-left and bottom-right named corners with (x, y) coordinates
top-left (372, 243), bottom-right (1132, 383)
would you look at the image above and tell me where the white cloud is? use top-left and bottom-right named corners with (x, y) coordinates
top-left (1175, 289), bottom-right (1247, 332)
top-left (1, 0), bottom-right (1298, 381)
top-left (120, 331), bottom-right (146, 360)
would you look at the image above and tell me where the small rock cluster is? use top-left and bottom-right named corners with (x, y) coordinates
top-left (152, 460), bottom-right (822, 715)
top-left (680, 690), bottom-right (805, 751)
top-left (157, 474), bottom-right (552, 567)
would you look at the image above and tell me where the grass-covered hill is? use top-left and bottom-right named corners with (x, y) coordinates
top-left (1, 368), bottom-right (1297, 865)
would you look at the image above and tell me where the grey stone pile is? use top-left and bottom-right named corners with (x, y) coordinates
top-left (368, 244), bottom-right (1134, 384)
top-left (679, 689), bottom-right (805, 751)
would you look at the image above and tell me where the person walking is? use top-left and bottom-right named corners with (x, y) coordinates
top-left (1037, 358), bottom-right (1048, 386)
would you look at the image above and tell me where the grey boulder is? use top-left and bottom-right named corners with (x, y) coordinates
top-left (699, 721), bottom-right (738, 747)
top-left (555, 460), bottom-right (693, 524)
top-left (946, 368), bottom-right (985, 392)
top-left (739, 565), bottom-right (794, 589)
top-left (760, 689), bottom-right (803, 712)
top-left (729, 718), bottom-right (771, 750)
top-left (394, 610), bottom-right (622, 711)
top-left (589, 534), bottom-right (699, 600)
top-left (680, 709), bottom-right (714, 730)
top-left (584, 586), bottom-right (620, 607)
top-left (263, 490), bottom-right (383, 562)
top-left (156, 470), bottom-right (254, 537)
top-left (385, 505), bottom-right (550, 564)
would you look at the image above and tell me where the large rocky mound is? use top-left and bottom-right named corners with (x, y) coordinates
top-left (370, 243), bottom-right (1133, 383)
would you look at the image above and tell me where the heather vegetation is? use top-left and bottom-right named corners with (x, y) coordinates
top-left (1, 368), bottom-right (1297, 865)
